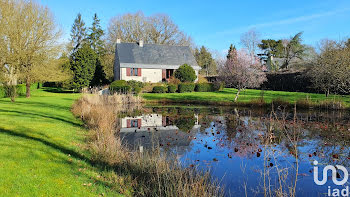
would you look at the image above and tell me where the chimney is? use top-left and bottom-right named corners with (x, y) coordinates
top-left (117, 38), bottom-right (121, 44)
top-left (139, 40), bottom-right (143, 47)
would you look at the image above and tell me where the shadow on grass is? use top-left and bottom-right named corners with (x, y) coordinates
top-left (0, 108), bottom-right (82, 128)
top-left (42, 87), bottom-right (75, 94)
top-left (0, 127), bottom-right (92, 164)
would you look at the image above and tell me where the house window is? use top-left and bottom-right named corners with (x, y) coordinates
top-left (130, 119), bottom-right (139, 127)
top-left (130, 68), bottom-right (138, 76)
top-left (127, 68), bottom-right (141, 76)
top-left (127, 119), bottom-right (141, 128)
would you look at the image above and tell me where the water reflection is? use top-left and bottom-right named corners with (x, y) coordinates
top-left (120, 113), bottom-right (200, 155)
top-left (118, 106), bottom-right (350, 196)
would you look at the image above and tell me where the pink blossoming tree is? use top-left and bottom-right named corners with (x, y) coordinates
top-left (219, 49), bottom-right (266, 102)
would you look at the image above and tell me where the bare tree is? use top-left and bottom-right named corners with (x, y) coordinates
top-left (0, 0), bottom-right (66, 98)
top-left (309, 39), bottom-right (350, 96)
top-left (107, 11), bottom-right (192, 46)
top-left (240, 29), bottom-right (260, 56)
top-left (219, 49), bottom-right (266, 102)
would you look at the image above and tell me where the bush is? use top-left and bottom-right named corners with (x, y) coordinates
top-left (111, 80), bottom-right (127, 86)
top-left (178, 83), bottom-right (195, 93)
top-left (126, 80), bottom-right (144, 94)
top-left (168, 76), bottom-right (181, 85)
top-left (168, 84), bottom-right (177, 93)
top-left (134, 86), bottom-right (142, 95)
top-left (195, 83), bottom-right (214, 92)
top-left (174, 64), bottom-right (197, 82)
top-left (127, 80), bottom-right (144, 89)
top-left (213, 81), bottom-right (224, 91)
top-left (16, 84), bottom-right (26, 96)
top-left (0, 86), bottom-right (5, 98)
top-left (152, 86), bottom-right (167, 93)
top-left (109, 80), bottom-right (131, 94)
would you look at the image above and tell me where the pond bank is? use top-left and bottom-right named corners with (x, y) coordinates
top-left (142, 88), bottom-right (350, 110)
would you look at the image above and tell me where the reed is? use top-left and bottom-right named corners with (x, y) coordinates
top-left (72, 94), bottom-right (223, 197)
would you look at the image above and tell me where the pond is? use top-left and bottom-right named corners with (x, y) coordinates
top-left (118, 105), bottom-right (350, 196)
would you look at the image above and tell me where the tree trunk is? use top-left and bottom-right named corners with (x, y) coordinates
top-left (234, 89), bottom-right (241, 102)
top-left (26, 77), bottom-right (30, 98)
top-left (10, 86), bottom-right (16, 102)
top-left (326, 89), bottom-right (330, 97)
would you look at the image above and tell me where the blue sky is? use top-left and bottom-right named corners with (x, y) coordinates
top-left (40, 0), bottom-right (350, 54)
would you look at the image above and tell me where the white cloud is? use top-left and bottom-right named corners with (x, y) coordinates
top-left (216, 7), bottom-right (350, 36)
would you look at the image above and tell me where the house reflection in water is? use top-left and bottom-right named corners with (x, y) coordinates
top-left (119, 114), bottom-right (200, 152)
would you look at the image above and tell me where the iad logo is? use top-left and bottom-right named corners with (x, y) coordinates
top-left (313, 160), bottom-right (348, 185)
top-left (313, 160), bottom-right (349, 196)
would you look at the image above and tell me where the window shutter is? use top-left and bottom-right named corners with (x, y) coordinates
top-left (126, 68), bottom-right (131, 76)
top-left (127, 119), bottom-right (131, 128)
top-left (137, 119), bottom-right (142, 127)
top-left (162, 116), bottom-right (166, 127)
top-left (162, 69), bottom-right (166, 80)
top-left (138, 68), bottom-right (141, 76)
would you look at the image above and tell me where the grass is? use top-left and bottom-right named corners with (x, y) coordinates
top-left (142, 88), bottom-right (350, 108)
top-left (0, 88), bottom-right (124, 196)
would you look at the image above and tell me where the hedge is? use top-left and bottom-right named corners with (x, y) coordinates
top-left (152, 86), bottom-right (167, 93)
top-left (168, 84), bottom-right (177, 93)
top-left (178, 83), bottom-right (195, 93)
top-left (195, 83), bottom-right (214, 92)
top-left (109, 80), bottom-right (131, 94)
top-left (212, 81), bottom-right (224, 91)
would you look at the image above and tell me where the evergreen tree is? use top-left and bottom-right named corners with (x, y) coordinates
top-left (194, 46), bottom-right (217, 76)
top-left (227, 44), bottom-right (237, 60)
top-left (88, 13), bottom-right (105, 55)
top-left (70, 44), bottom-right (97, 90)
top-left (90, 58), bottom-right (108, 86)
top-left (70, 13), bottom-right (87, 54)
top-left (87, 13), bottom-right (108, 86)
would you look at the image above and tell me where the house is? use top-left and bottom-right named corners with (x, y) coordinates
top-left (113, 39), bottom-right (201, 83)
top-left (119, 113), bottom-right (200, 153)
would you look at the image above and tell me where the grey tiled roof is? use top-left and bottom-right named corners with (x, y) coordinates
top-left (116, 42), bottom-right (199, 68)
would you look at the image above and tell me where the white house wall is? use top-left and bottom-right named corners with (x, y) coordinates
top-left (121, 114), bottom-right (163, 128)
top-left (120, 68), bottom-right (163, 83)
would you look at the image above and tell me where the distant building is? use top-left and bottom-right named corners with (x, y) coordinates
top-left (113, 39), bottom-right (201, 83)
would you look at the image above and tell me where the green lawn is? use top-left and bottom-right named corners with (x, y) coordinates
top-left (0, 88), bottom-right (122, 196)
top-left (142, 88), bottom-right (350, 107)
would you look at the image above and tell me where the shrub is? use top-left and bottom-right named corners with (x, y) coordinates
top-left (168, 84), bottom-right (177, 93)
top-left (174, 64), bottom-right (196, 82)
top-left (213, 81), bottom-right (224, 91)
top-left (168, 76), bottom-right (181, 85)
top-left (109, 80), bottom-right (131, 94)
top-left (127, 80), bottom-right (144, 89)
top-left (0, 86), bottom-right (5, 98)
top-left (134, 86), bottom-right (142, 95)
top-left (195, 83), bottom-right (214, 92)
top-left (152, 86), bottom-right (167, 93)
top-left (111, 80), bottom-right (127, 86)
top-left (16, 84), bottom-right (26, 96)
top-left (126, 80), bottom-right (144, 94)
top-left (178, 83), bottom-right (195, 93)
